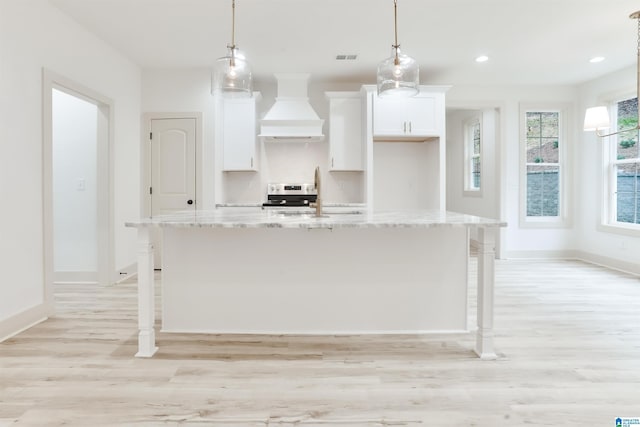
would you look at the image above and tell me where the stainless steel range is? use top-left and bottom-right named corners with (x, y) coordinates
top-left (262, 183), bottom-right (317, 208)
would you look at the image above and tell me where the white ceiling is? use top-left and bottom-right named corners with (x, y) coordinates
top-left (49, 0), bottom-right (640, 86)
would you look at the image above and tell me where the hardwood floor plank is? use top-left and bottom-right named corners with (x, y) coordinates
top-left (0, 259), bottom-right (639, 426)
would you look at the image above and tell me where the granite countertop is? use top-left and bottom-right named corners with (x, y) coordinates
top-left (126, 207), bottom-right (506, 229)
top-left (215, 203), bottom-right (367, 208)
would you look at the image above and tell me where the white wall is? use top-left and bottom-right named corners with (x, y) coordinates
top-left (447, 85), bottom-right (578, 257)
top-left (0, 0), bottom-right (141, 338)
top-left (1, 0), bottom-right (634, 344)
top-left (142, 71), bottom-right (365, 205)
top-left (256, 80), bottom-right (365, 204)
top-left (143, 72), bottom-right (599, 258)
top-left (373, 141), bottom-right (440, 210)
top-left (141, 68), bottom-right (215, 208)
top-left (52, 89), bottom-right (98, 274)
top-left (446, 108), bottom-right (499, 245)
top-left (446, 108), bottom-right (499, 219)
top-left (576, 65), bottom-right (640, 272)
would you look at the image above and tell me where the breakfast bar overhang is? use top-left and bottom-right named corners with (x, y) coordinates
top-left (126, 208), bottom-right (506, 360)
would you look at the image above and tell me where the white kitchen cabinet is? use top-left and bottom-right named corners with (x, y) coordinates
top-left (222, 94), bottom-right (260, 171)
top-left (325, 91), bottom-right (363, 171)
top-left (372, 92), bottom-right (439, 141)
top-left (362, 85), bottom-right (450, 211)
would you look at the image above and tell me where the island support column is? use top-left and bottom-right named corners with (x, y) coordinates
top-left (475, 226), bottom-right (498, 360)
top-left (135, 228), bottom-right (158, 357)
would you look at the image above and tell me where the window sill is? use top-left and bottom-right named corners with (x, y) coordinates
top-left (519, 216), bottom-right (571, 229)
top-left (598, 222), bottom-right (640, 238)
top-left (463, 189), bottom-right (483, 197)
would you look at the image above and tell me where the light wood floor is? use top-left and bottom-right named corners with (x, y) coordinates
top-left (1, 258), bottom-right (639, 426)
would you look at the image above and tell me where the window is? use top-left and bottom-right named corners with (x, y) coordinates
top-left (464, 116), bottom-right (481, 193)
top-left (520, 105), bottom-right (568, 226)
top-left (606, 97), bottom-right (640, 227)
top-left (526, 112), bottom-right (560, 217)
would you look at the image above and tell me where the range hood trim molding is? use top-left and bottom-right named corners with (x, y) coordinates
top-left (259, 74), bottom-right (325, 142)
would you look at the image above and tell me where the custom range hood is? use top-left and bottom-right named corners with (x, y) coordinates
top-left (259, 73), bottom-right (324, 142)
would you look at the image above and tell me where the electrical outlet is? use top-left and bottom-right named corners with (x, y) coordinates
top-left (77, 178), bottom-right (86, 191)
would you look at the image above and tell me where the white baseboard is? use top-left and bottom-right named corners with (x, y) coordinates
top-left (503, 249), bottom-right (639, 277)
top-left (114, 262), bottom-right (137, 284)
top-left (160, 328), bottom-right (470, 335)
top-left (54, 271), bottom-right (98, 285)
top-left (574, 251), bottom-right (640, 277)
top-left (504, 249), bottom-right (578, 259)
top-left (0, 303), bottom-right (50, 343)
top-left (54, 264), bottom-right (139, 286)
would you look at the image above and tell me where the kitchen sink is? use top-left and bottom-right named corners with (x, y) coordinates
top-left (271, 209), bottom-right (365, 217)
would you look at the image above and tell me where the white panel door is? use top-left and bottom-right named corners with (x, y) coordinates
top-left (151, 118), bottom-right (196, 216)
top-left (150, 118), bottom-right (196, 268)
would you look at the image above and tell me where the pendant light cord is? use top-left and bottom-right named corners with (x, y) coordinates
top-left (231, 0), bottom-right (236, 49)
top-left (228, 0), bottom-right (236, 67)
top-left (636, 13), bottom-right (640, 123)
top-left (393, 0), bottom-right (400, 65)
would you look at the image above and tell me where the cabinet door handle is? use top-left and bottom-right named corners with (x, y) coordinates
top-left (409, 122), bottom-right (412, 133)
top-left (250, 157), bottom-right (253, 168)
top-left (403, 122), bottom-right (407, 133)
top-left (332, 157), bottom-right (334, 168)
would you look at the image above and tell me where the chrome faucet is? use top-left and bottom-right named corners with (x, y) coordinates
top-left (310, 166), bottom-right (322, 217)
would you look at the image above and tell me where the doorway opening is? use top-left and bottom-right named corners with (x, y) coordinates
top-left (43, 70), bottom-right (114, 311)
top-left (446, 104), bottom-right (504, 259)
top-left (52, 88), bottom-right (98, 283)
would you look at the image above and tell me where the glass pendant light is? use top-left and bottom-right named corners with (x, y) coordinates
top-left (212, 0), bottom-right (252, 97)
top-left (377, 0), bottom-right (419, 97)
top-left (584, 10), bottom-right (640, 137)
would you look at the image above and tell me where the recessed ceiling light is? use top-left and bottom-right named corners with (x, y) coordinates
top-left (475, 55), bottom-right (489, 63)
top-left (590, 56), bottom-right (605, 63)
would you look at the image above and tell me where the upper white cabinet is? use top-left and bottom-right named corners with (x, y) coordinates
top-left (362, 85), bottom-right (450, 211)
top-left (372, 90), bottom-right (444, 141)
top-left (222, 93), bottom-right (261, 171)
top-left (325, 91), bottom-right (363, 171)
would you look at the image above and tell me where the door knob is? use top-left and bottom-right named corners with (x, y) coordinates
top-left (187, 199), bottom-right (193, 205)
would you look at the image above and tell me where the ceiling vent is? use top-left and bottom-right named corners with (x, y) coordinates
top-left (336, 54), bottom-right (358, 61)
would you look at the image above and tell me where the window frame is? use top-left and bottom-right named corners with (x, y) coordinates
top-left (600, 95), bottom-right (640, 236)
top-left (519, 103), bottom-right (571, 228)
top-left (463, 114), bottom-right (482, 196)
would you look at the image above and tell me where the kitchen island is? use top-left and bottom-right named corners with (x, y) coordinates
top-left (126, 208), bottom-right (506, 360)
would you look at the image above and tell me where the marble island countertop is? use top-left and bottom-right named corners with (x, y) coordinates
top-left (129, 206), bottom-right (504, 360)
top-left (126, 207), bottom-right (506, 229)
top-left (215, 202), bottom-right (367, 208)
